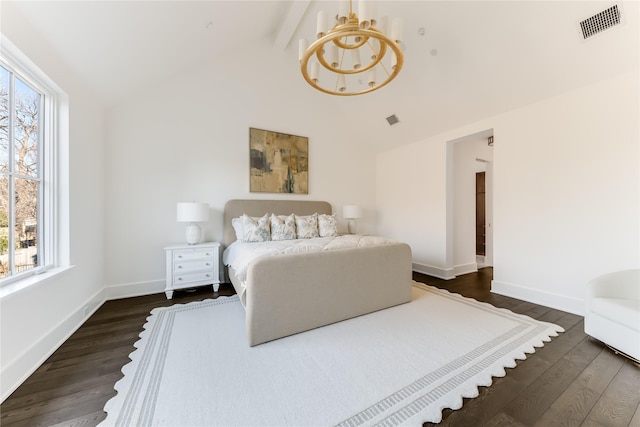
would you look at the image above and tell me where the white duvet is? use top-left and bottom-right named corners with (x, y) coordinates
top-left (223, 234), bottom-right (397, 283)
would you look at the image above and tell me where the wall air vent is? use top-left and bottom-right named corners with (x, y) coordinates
top-left (386, 114), bottom-right (400, 126)
top-left (580, 5), bottom-right (621, 39)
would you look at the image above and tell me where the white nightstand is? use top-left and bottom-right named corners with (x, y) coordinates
top-left (164, 242), bottom-right (221, 299)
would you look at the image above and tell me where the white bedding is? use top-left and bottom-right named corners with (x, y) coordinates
top-left (223, 234), bottom-right (397, 283)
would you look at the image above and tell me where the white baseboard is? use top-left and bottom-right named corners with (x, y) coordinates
top-left (1, 288), bottom-right (105, 403)
top-left (412, 262), bottom-right (456, 280)
top-left (454, 262), bottom-right (478, 276)
top-left (413, 262), bottom-right (478, 280)
top-left (491, 280), bottom-right (584, 316)
top-left (104, 279), bottom-right (165, 300)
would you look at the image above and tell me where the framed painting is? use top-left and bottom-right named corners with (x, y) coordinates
top-left (249, 128), bottom-right (308, 194)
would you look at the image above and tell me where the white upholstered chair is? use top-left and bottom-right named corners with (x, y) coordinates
top-left (584, 269), bottom-right (640, 361)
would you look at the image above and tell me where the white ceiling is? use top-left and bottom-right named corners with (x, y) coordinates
top-left (5, 0), bottom-right (639, 148)
top-left (6, 1), bottom-right (293, 104)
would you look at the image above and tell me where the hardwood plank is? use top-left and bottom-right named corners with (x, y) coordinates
top-left (583, 360), bottom-right (640, 426)
top-left (48, 411), bottom-right (105, 427)
top-left (532, 346), bottom-right (625, 427)
top-left (0, 387), bottom-right (109, 426)
top-left (503, 356), bottom-right (577, 424)
top-left (502, 331), bottom-right (603, 425)
top-left (435, 376), bottom-right (526, 426)
top-left (553, 312), bottom-right (584, 331)
top-left (629, 401), bottom-right (640, 427)
top-left (0, 372), bottom-right (122, 412)
top-left (575, 345), bottom-right (625, 393)
top-left (536, 308), bottom-right (572, 324)
top-left (533, 383), bottom-right (599, 427)
top-left (519, 304), bottom-right (552, 320)
top-left (484, 411), bottom-right (528, 427)
top-left (534, 321), bottom-right (588, 366)
top-left (501, 356), bottom-right (553, 387)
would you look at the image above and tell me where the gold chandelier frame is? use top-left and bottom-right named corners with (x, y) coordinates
top-left (300, 8), bottom-right (404, 96)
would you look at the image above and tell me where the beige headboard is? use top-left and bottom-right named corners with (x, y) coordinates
top-left (223, 199), bottom-right (332, 247)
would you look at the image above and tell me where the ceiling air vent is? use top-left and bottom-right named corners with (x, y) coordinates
top-left (580, 5), bottom-right (621, 39)
top-left (386, 114), bottom-right (400, 126)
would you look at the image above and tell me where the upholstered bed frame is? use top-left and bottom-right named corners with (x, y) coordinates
top-left (223, 199), bottom-right (413, 346)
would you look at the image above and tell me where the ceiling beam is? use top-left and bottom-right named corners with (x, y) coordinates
top-left (274, 0), bottom-right (311, 50)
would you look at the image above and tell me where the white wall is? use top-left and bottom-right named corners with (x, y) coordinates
top-left (492, 70), bottom-right (639, 314)
top-left (103, 40), bottom-right (379, 298)
top-left (0, 4), bottom-right (106, 401)
top-left (377, 70), bottom-right (639, 314)
top-left (376, 136), bottom-right (449, 276)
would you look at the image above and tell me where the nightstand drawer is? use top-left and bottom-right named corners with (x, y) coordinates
top-left (175, 271), bottom-right (215, 284)
top-left (174, 259), bottom-right (214, 272)
top-left (174, 249), bottom-right (215, 261)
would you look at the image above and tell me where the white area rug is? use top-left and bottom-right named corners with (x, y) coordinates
top-left (100, 282), bottom-right (563, 427)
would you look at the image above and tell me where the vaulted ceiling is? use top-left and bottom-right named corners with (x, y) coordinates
top-left (5, 1), bottom-right (639, 149)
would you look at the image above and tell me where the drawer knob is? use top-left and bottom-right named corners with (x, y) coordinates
top-left (206, 274), bottom-right (210, 277)
top-left (178, 277), bottom-right (183, 281)
top-left (178, 265), bottom-right (183, 269)
top-left (205, 262), bottom-right (210, 266)
top-left (178, 255), bottom-right (183, 259)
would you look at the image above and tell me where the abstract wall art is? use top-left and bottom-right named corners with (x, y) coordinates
top-left (249, 128), bottom-right (308, 194)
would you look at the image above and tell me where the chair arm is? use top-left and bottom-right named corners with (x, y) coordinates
top-left (586, 269), bottom-right (640, 306)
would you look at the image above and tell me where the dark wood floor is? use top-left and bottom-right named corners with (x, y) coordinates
top-left (1, 268), bottom-right (639, 426)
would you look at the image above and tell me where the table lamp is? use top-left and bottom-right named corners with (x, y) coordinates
top-left (177, 202), bottom-right (209, 244)
top-left (343, 204), bottom-right (362, 234)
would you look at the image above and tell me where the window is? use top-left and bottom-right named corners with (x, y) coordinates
top-left (0, 38), bottom-right (65, 286)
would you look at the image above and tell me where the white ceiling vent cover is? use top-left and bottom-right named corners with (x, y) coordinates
top-left (580, 5), bottom-right (621, 39)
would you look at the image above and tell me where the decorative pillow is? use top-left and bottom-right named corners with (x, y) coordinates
top-left (270, 214), bottom-right (297, 241)
top-left (294, 213), bottom-right (319, 239)
top-left (241, 213), bottom-right (271, 242)
top-left (231, 217), bottom-right (244, 241)
top-left (318, 214), bottom-right (338, 237)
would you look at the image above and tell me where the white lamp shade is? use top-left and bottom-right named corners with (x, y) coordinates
top-left (343, 204), bottom-right (362, 219)
top-left (177, 202), bottom-right (209, 223)
top-left (337, 0), bottom-right (349, 24)
top-left (316, 10), bottom-right (328, 38)
top-left (337, 74), bottom-right (346, 92)
top-left (310, 61), bottom-right (320, 84)
top-left (328, 44), bottom-right (339, 67)
top-left (298, 39), bottom-right (308, 62)
top-left (391, 17), bottom-right (403, 43)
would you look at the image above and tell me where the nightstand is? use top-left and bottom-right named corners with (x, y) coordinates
top-left (164, 242), bottom-right (221, 299)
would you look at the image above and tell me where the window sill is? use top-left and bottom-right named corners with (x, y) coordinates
top-left (0, 266), bottom-right (75, 300)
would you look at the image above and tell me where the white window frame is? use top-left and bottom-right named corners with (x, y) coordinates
top-left (0, 36), bottom-right (70, 290)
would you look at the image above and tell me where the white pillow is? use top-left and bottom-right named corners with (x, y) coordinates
top-left (294, 213), bottom-right (319, 239)
top-left (231, 217), bottom-right (244, 241)
top-left (241, 214), bottom-right (271, 242)
top-left (270, 214), bottom-right (296, 241)
top-left (318, 214), bottom-right (338, 237)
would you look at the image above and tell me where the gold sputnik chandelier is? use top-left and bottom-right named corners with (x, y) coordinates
top-left (299, 0), bottom-right (404, 96)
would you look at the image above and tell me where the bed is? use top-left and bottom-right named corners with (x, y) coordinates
top-left (223, 199), bottom-right (413, 346)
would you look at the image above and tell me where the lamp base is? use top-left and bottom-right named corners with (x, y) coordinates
top-left (185, 223), bottom-right (202, 245)
top-left (347, 219), bottom-right (358, 234)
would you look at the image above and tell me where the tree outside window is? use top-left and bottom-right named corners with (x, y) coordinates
top-left (0, 64), bottom-right (42, 279)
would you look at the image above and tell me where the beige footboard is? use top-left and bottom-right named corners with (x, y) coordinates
top-left (243, 242), bottom-right (412, 346)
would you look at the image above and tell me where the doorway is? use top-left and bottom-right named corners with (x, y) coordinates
top-left (446, 129), bottom-right (493, 275)
top-left (476, 171), bottom-right (486, 257)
